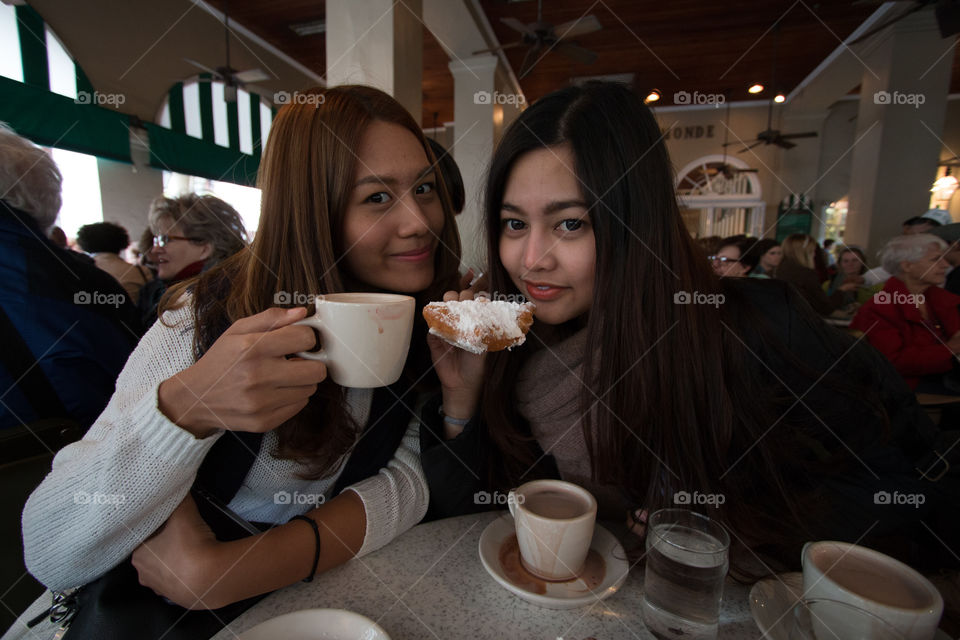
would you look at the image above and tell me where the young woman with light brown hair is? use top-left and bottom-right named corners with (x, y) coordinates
top-left (23, 85), bottom-right (461, 632)
top-left (776, 233), bottom-right (856, 316)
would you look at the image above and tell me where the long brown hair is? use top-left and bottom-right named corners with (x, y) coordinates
top-left (162, 85), bottom-right (461, 478)
top-left (781, 233), bottom-right (817, 269)
top-left (479, 82), bottom-right (889, 571)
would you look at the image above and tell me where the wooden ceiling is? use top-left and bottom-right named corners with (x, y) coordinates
top-left (479, 0), bottom-right (876, 103)
top-left (205, 1), bottom-right (959, 128)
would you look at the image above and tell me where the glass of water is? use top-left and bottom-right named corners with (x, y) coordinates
top-left (641, 508), bottom-right (730, 640)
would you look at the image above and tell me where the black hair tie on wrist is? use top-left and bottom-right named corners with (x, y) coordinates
top-left (288, 515), bottom-right (321, 582)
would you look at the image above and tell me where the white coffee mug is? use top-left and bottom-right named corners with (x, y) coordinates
top-left (801, 541), bottom-right (943, 640)
top-left (507, 479), bottom-right (597, 582)
top-left (294, 293), bottom-right (415, 388)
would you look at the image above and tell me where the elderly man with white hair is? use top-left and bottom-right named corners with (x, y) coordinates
top-left (0, 123), bottom-right (139, 437)
top-left (851, 233), bottom-right (960, 390)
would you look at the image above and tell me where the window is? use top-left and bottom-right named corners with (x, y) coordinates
top-left (51, 148), bottom-right (103, 240)
top-left (163, 172), bottom-right (261, 236)
top-left (157, 79), bottom-right (273, 155)
top-left (0, 4), bottom-right (22, 82)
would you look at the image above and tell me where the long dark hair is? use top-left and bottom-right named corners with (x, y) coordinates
top-left (480, 81), bottom-right (889, 571)
top-left (162, 85), bottom-right (461, 478)
top-left (746, 238), bottom-right (780, 274)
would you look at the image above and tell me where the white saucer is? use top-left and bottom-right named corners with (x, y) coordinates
top-left (478, 514), bottom-right (629, 609)
top-left (748, 573), bottom-right (951, 640)
top-left (749, 572), bottom-right (804, 640)
top-left (237, 608), bottom-right (390, 640)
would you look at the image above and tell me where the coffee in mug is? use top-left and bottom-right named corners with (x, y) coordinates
top-left (293, 293), bottom-right (415, 388)
top-left (801, 541), bottom-right (943, 640)
top-left (507, 480), bottom-right (597, 582)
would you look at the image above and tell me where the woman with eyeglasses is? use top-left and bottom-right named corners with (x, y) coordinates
top-left (138, 194), bottom-right (249, 329)
top-left (709, 235), bottom-right (757, 278)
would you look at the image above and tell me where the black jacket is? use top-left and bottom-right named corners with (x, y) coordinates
top-left (420, 277), bottom-right (957, 567)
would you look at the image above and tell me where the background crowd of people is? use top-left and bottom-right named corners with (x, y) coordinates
top-left (698, 208), bottom-right (960, 401)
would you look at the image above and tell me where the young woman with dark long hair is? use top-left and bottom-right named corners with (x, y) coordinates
top-left (422, 81), bottom-right (957, 573)
top-left (23, 85), bottom-right (462, 613)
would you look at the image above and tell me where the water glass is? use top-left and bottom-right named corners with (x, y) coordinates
top-left (640, 508), bottom-right (730, 640)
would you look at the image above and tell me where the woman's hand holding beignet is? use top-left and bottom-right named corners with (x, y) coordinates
top-left (427, 288), bottom-right (486, 438)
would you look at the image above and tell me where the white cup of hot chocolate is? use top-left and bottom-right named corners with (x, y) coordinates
top-left (507, 479), bottom-right (597, 582)
top-left (801, 541), bottom-right (943, 640)
top-left (293, 293), bottom-right (415, 388)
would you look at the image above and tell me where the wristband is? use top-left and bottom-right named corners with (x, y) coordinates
top-left (438, 404), bottom-right (470, 426)
top-left (289, 515), bottom-right (321, 582)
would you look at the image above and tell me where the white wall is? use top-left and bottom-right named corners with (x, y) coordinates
top-left (655, 103), bottom-right (796, 236)
top-left (656, 97), bottom-right (960, 240)
top-left (97, 131), bottom-right (163, 244)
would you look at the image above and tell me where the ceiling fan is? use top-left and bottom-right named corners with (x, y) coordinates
top-left (183, 0), bottom-right (269, 102)
top-left (473, 0), bottom-right (602, 79)
top-left (709, 101), bottom-right (759, 178)
top-left (723, 24), bottom-right (818, 152)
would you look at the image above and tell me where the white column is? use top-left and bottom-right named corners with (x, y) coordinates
top-left (97, 129), bottom-right (163, 242)
top-left (844, 10), bottom-right (956, 255)
top-left (325, 0), bottom-right (423, 119)
top-left (449, 55), bottom-right (498, 272)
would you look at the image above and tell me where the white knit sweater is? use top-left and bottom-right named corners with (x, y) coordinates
top-left (21, 300), bottom-right (428, 592)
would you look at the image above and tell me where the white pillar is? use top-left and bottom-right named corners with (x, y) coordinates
top-left (449, 55), bottom-right (498, 272)
top-left (845, 10), bottom-right (956, 255)
top-left (325, 0), bottom-right (423, 119)
top-left (97, 129), bottom-right (163, 243)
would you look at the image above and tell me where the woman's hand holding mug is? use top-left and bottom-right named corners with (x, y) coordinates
top-left (158, 307), bottom-right (328, 438)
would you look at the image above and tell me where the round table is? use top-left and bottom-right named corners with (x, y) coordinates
top-left (2, 511), bottom-right (760, 639)
top-left (210, 511), bottom-right (758, 639)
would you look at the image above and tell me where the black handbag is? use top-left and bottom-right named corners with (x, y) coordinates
top-left (25, 381), bottom-right (415, 639)
top-left (27, 484), bottom-right (270, 640)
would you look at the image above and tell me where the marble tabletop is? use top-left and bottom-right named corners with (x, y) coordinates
top-left (4, 511), bottom-right (761, 640)
top-left (210, 511), bottom-right (758, 639)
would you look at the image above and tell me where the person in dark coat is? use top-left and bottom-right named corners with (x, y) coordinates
top-left (0, 125), bottom-right (139, 434)
top-left (420, 81), bottom-right (958, 575)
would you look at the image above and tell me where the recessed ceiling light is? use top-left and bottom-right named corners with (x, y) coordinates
top-left (774, 94), bottom-right (785, 103)
top-left (748, 84), bottom-right (764, 94)
top-left (645, 89), bottom-right (660, 104)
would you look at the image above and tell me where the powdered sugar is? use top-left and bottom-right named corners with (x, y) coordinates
top-left (426, 299), bottom-right (534, 354)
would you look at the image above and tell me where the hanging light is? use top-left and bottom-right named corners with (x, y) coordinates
top-left (774, 94), bottom-right (786, 103)
top-left (931, 173), bottom-right (959, 204)
top-left (644, 89), bottom-right (661, 104)
top-left (748, 84), bottom-right (764, 94)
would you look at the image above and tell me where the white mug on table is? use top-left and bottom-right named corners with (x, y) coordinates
top-left (801, 540), bottom-right (943, 640)
top-left (507, 479), bottom-right (597, 582)
top-left (294, 293), bottom-right (415, 388)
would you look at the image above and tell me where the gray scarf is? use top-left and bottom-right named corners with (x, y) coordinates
top-left (515, 327), bottom-right (627, 519)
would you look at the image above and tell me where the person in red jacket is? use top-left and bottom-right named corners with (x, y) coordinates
top-left (851, 233), bottom-right (960, 390)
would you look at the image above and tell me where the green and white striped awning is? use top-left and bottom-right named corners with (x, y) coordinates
top-left (0, 4), bottom-right (130, 162)
top-left (0, 4), bottom-right (270, 186)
